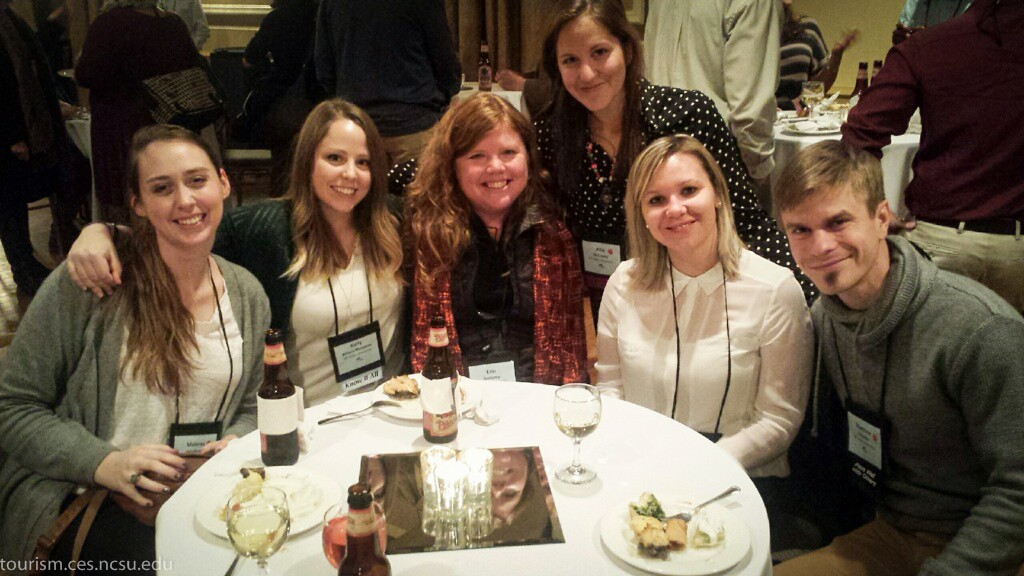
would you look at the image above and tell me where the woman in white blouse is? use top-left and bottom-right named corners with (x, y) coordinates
top-left (596, 134), bottom-right (813, 488)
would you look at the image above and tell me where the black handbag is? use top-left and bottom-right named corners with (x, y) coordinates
top-left (142, 66), bottom-right (225, 131)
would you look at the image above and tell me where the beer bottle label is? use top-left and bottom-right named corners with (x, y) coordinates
top-left (264, 342), bottom-right (286, 365)
top-left (428, 327), bottom-right (449, 347)
top-left (257, 395), bottom-right (299, 435)
top-left (423, 409), bottom-right (457, 437)
top-left (346, 507), bottom-right (377, 537)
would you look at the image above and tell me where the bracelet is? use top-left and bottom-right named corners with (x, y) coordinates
top-left (104, 222), bottom-right (118, 245)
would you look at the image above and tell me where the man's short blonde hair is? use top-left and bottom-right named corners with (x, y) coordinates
top-left (773, 140), bottom-right (885, 222)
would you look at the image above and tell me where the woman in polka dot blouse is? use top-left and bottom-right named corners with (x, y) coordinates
top-left (534, 0), bottom-right (815, 316)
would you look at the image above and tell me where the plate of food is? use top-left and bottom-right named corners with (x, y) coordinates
top-left (370, 374), bottom-right (480, 421)
top-left (600, 492), bottom-right (751, 575)
top-left (782, 119), bottom-right (842, 136)
top-left (195, 467), bottom-right (342, 538)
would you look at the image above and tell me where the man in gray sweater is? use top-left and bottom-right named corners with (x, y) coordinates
top-left (770, 140), bottom-right (1024, 576)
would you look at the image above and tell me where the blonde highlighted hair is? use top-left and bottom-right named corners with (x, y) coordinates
top-left (625, 135), bottom-right (745, 290)
top-left (283, 99), bottom-right (402, 283)
top-left (405, 93), bottom-right (554, 292)
top-left (120, 124), bottom-right (223, 394)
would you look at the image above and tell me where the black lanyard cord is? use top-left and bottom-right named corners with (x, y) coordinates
top-left (669, 265), bottom-right (732, 435)
top-left (327, 268), bottom-right (375, 337)
top-left (830, 318), bottom-right (894, 417)
top-left (174, 259), bottom-right (233, 425)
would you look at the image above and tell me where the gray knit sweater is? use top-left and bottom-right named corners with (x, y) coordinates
top-left (0, 257), bottom-right (270, 567)
top-left (812, 237), bottom-right (1024, 575)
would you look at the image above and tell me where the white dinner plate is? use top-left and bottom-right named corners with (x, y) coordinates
top-left (782, 124), bottom-right (841, 136)
top-left (370, 374), bottom-right (480, 421)
top-left (194, 467), bottom-right (342, 539)
top-left (600, 500), bottom-right (751, 576)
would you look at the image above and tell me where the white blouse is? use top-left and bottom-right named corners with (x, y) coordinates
top-left (110, 288), bottom-right (242, 449)
top-left (595, 250), bottom-right (813, 478)
top-left (288, 247), bottom-right (404, 407)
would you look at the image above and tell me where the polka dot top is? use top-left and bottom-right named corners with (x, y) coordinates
top-left (535, 80), bottom-right (817, 302)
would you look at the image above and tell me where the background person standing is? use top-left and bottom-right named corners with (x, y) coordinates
top-left (314, 0), bottom-right (461, 166)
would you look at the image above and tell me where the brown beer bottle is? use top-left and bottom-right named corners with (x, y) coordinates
top-left (478, 39), bottom-right (493, 92)
top-left (421, 315), bottom-right (458, 443)
top-left (870, 60), bottom-right (883, 85)
top-left (338, 483), bottom-right (391, 576)
top-left (852, 61), bottom-right (869, 97)
top-left (258, 329), bottom-right (299, 466)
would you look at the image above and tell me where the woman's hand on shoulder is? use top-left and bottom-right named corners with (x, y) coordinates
top-left (66, 223), bottom-right (123, 298)
top-left (94, 444), bottom-right (186, 506)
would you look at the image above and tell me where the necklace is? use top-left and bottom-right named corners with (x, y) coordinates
top-left (585, 140), bottom-right (616, 209)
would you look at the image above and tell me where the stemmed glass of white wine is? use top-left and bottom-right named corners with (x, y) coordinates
top-left (553, 384), bottom-right (602, 484)
top-left (226, 486), bottom-right (290, 576)
top-left (801, 80), bottom-right (826, 117)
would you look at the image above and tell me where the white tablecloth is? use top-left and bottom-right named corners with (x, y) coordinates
top-left (772, 125), bottom-right (921, 216)
top-left (155, 382), bottom-right (771, 576)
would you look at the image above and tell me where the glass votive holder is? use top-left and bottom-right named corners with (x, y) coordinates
top-left (458, 448), bottom-right (494, 539)
top-left (420, 446), bottom-right (457, 535)
top-left (432, 459), bottom-right (469, 547)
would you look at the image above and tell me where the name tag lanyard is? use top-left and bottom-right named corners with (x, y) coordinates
top-left (327, 268), bottom-right (386, 393)
top-left (326, 269), bottom-right (375, 337)
top-left (168, 261), bottom-right (233, 448)
top-left (669, 265), bottom-right (732, 443)
top-left (832, 322), bottom-right (894, 497)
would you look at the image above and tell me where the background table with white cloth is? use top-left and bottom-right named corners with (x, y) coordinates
top-left (155, 381), bottom-right (771, 576)
top-left (772, 125), bottom-right (921, 216)
top-left (453, 83), bottom-right (524, 115)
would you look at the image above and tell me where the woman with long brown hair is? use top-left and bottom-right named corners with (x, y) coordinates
top-left (535, 0), bottom-right (813, 317)
top-left (66, 99), bottom-right (405, 406)
top-left (0, 124), bottom-right (270, 570)
top-left (405, 93), bottom-right (587, 384)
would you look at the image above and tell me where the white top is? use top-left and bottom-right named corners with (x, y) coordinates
top-left (109, 289), bottom-right (242, 449)
top-left (154, 381), bottom-right (772, 576)
top-left (644, 0), bottom-right (779, 180)
top-left (287, 247), bottom-right (403, 407)
top-left (595, 250), bottom-right (813, 478)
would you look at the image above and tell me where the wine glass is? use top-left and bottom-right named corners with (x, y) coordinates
top-left (226, 486), bottom-right (290, 576)
top-left (553, 384), bottom-right (602, 484)
top-left (801, 81), bottom-right (825, 117)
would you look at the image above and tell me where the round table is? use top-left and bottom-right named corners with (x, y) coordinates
top-left (772, 125), bottom-right (921, 216)
top-left (155, 382), bottom-right (771, 576)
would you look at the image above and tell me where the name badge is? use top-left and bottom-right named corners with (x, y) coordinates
top-left (168, 421), bottom-right (221, 454)
top-left (468, 360), bottom-right (516, 382)
top-left (328, 321), bottom-right (386, 394)
top-left (846, 404), bottom-right (888, 498)
top-left (581, 240), bottom-right (622, 276)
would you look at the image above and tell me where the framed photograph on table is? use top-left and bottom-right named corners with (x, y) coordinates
top-left (624, 0), bottom-right (646, 25)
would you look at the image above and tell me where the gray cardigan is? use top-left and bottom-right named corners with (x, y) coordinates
top-left (0, 256), bottom-right (270, 565)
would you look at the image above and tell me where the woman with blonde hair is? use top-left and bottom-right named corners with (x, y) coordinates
top-left (405, 93), bottom-right (587, 384)
top-left (0, 124), bottom-right (270, 570)
top-left (595, 135), bottom-right (812, 514)
top-left (67, 99), bottom-right (405, 406)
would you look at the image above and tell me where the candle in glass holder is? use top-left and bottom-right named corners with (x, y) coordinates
top-left (420, 446), bottom-right (456, 535)
top-left (458, 448), bottom-right (494, 539)
top-left (432, 460), bottom-right (469, 547)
